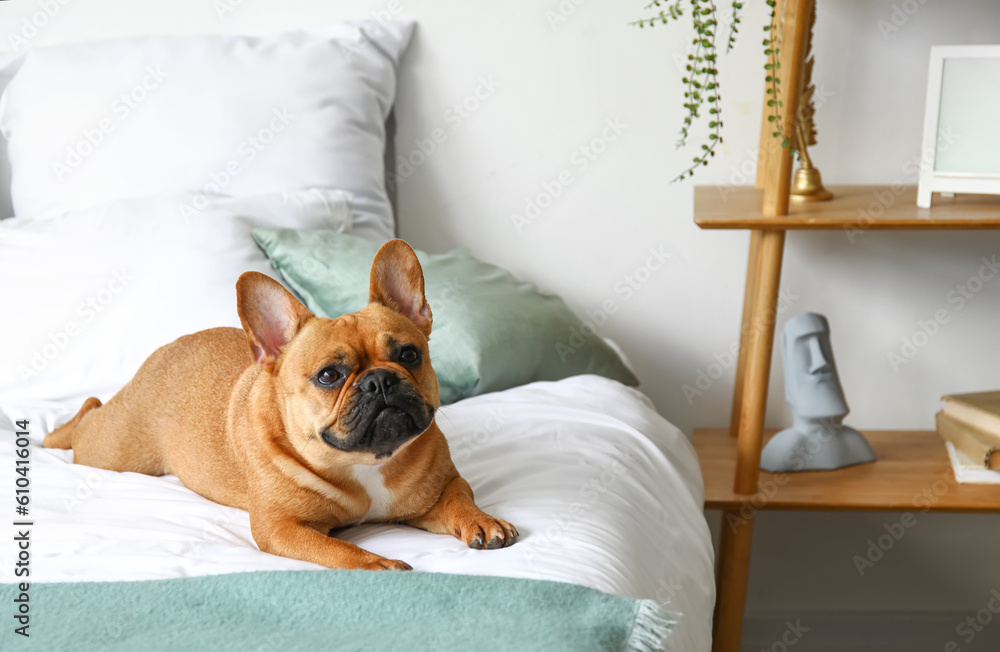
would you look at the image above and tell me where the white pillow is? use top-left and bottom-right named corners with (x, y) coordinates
top-left (0, 189), bottom-right (352, 404)
top-left (0, 22), bottom-right (413, 242)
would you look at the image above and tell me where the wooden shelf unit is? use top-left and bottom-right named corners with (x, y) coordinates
top-left (695, 3), bottom-right (1000, 650)
top-left (694, 429), bottom-right (1000, 513)
top-left (700, 192), bottom-right (1000, 652)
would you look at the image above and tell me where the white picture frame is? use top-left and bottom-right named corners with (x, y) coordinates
top-left (917, 45), bottom-right (1000, 208)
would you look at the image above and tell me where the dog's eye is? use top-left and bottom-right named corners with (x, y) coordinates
top-left (316, 367), bottom-right (340, 386)
top-left (398, 345), bottom-right (421, 366)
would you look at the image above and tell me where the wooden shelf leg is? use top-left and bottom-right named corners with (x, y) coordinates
top-left (712, 508), bottom-right (756, 652)
top-left (716, 231), bottom-right (784, 650)
top-left (733, 229), bottom-right (785, 494)
top-left (729, 231), bottom-right (763, 437)
top-left (762, 0), bottom-right (814, 217)
top-left (714, 2), bottom-right (809, 650)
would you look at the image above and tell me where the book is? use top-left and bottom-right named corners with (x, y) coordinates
top-left (944, 441), bottom-right (1000, 484)
top-left (935, 411), bottom-right (1000, 470)
top-left (941, 390), bottom-right (1000, 440)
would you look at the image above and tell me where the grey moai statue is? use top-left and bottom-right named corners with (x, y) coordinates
top-left (760, 312), bottom-right (876, 472)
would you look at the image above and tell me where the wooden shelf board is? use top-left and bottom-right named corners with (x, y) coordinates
top-left (693, 429), bottom-right (1000, 513)
top-left (694, 185), bottom-right (1000, 230)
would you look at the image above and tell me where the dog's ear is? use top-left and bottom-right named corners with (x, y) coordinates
top-left (236, 272), bottom-right (312, 370)
top-left (369, 239), bottom-right (432, 337)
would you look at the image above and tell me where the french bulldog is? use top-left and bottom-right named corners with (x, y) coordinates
top-left (44, 239), bottom-right (517, 570)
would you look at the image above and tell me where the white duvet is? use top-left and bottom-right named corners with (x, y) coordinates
top-left (0, 375), bottom-right (713, 652)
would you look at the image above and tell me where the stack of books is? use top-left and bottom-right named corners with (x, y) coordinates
top-left (937, 390), bottom-right (1000, 484)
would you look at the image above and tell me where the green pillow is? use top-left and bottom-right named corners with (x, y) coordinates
top-left (252, 229), bottom-right (638, 404)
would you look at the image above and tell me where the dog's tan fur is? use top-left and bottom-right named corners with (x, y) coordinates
top-left (44, 240), bottom-right (516, 570)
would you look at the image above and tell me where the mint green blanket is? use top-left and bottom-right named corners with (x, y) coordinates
top-left (1, 570), bottom-right (675, 652)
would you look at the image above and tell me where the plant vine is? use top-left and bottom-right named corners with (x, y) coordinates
top-left (727, 1), bottom-right (743, 51)
top-left (632, 0), bottom-right (789, 182)
top-left (762, 0), bottom-right (788, 150)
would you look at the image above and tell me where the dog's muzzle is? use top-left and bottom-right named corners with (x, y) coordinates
top-left (321, 369), bottom-right (434, 458)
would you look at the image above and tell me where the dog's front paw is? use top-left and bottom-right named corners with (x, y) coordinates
top-left (456, 516), bottom-right (518, 550)
top-left (361, 556), bottom-right (412, 571)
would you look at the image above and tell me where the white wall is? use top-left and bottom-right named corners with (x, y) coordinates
top-left (2, 0), bottom-right (999, 644)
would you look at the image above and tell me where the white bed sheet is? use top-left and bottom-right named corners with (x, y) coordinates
top-left (0, 375), bottom-right (714, 651)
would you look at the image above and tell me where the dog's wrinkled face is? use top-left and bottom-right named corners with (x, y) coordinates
top-left (236, 240), bottom-right (438, 468)
top-left (275, 305), bottom-right (439, 464)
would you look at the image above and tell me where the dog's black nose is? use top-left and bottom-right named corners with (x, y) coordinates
top-left (358, 369), bottom-right (398, 394)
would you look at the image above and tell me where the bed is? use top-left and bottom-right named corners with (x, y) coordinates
top-left (0, 17), bottom-right (714, 652)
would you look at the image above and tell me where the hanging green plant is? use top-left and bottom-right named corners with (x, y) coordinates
top-left (632, 0), bottom-right (789, 182)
